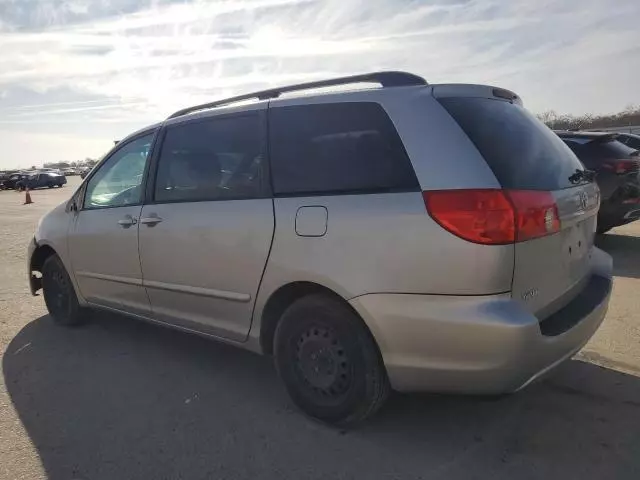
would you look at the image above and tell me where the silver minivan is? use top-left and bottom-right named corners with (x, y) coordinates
top-left (28, 72), bottom-right (612, 425)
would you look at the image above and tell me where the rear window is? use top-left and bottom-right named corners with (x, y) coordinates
top-left (269, 102), bottom-right (419, 196)
top-left (439, 97), bottom-right (584, 190)
top-left (561, 137), bottom-right (638, 169)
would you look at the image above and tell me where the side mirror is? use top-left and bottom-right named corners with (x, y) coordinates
top-left (66, 196), bottom-right (79, 213)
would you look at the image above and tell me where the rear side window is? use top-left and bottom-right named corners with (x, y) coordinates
top-left (592, 140), bottom-right (636, 159)
top-left (269, 102), bottom-right (419, 196)
top-left (617, 135), bottom-right (640, 150)
top-left (562, 137), bottom-right (637, 167)
top-left (440, 97), bottom-right (585, 190)
top-left (154, 114), bottom-right (266, 203)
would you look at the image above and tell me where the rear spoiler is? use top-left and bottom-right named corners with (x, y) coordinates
top-left (590, 133), bottom-right (620, 143)
top-left (555, 131), bottom-right (620, 143)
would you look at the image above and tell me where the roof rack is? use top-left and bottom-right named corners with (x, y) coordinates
top-left (166, 71), bottom-right (427, 120)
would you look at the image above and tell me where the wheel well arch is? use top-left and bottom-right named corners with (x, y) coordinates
top-left (259, 281), bottom-right (359, 355)
top-left (30, 244), bottom-right (57, 272)
top-left (29, 244), bottom-right (58, 296)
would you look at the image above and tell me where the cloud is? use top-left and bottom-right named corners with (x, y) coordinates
top-left (0, 0), bottom-right (639, 166)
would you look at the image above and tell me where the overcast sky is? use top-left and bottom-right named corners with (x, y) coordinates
top-left (0, 0), bottom-right (639, 168)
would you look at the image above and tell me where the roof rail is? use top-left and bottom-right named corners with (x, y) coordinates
top-left (166, 71), bottom-right (427, 120)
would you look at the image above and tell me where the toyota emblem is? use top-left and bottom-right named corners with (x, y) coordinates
top-left (579, 192), bottom-right (588, 210)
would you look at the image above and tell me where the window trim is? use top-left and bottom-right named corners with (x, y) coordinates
top-left (273, 186), bottom-right (420, 198)
top-left (80, 129), bottom-right (159, 211)
top-left (146, 110), bottom-right (271, 206)
top-left (267, 101), bottom-right (419, 197)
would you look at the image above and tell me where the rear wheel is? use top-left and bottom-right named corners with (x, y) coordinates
top-left (42, 255), bottom-right (86, 326)
top-left (274, 294), bottom-right (389, 426)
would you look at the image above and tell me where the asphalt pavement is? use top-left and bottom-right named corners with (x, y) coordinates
top-left (1, 177), bottom-right (639, 480)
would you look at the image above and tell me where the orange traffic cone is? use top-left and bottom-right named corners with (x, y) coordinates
top-left (24, 187), bottom-right (33, 205)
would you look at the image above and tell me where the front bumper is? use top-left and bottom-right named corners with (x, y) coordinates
top-left (349, 247), bottom-right (613, 394)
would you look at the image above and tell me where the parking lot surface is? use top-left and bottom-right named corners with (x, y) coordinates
top-left (1, 178), bottom-right (640, 480)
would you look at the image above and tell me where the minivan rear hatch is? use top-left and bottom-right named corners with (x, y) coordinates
top-left (438, 94), bottom-right (599, 318)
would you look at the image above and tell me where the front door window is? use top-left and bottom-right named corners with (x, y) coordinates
top-left (85, 134), bottom-right (154, 209)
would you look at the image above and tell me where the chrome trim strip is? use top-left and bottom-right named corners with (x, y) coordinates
top-left (143, 279), bottom-right (251, 302)
top-left (76, 271), bottom-right (143, 286)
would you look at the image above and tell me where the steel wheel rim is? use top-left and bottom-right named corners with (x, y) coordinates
top-left (295, 325), bottom-right (352, 400)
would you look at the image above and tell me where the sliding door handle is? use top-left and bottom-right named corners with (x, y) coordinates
top-left (140, 215), bottom-right (163, 226)
top-left (117, 215), bottom-right (137, 227)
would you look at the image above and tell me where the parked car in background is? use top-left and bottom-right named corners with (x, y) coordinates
top-left (556, 131), bottom-right (640, 233)
top-left (28, 72), bottom-right (612, 425)
top-left (16, 172), bottom-right (67, 190)
top-left (616, 132), bottom-right (640, 151)
top-left (40, 168), bottom-right (63, 175)
top-left (0, 172), bottom-right (10, 190)
top-left (63, 168), bottom-right (78, 176)
top-left (3, 172), bottom-right (29, 190)
top-left (79, 167), bottom-right (91, 179)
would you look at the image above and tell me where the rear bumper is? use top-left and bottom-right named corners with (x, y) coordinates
top-left (349, 247), bottom-right (612, 394)
top-left (600, 181), bottom-right (640, 227)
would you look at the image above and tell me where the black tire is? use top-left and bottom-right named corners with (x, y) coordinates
top-left (274, 294), bottom-right (389, 426)
top-left (48, 184), bottom-right (54, 188)
top-left (42, 255), bottom-right (86, 326)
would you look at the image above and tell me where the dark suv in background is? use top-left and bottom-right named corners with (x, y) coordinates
top-left (556, 131), bottom-right (640, 233)
top-left (616, 132), bottom-right (640, 151)
top-left (15, 172), bottom-right (66, 190)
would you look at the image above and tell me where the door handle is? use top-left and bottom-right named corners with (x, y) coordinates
top-left (140, 215), bottom-right (163, 226)
top-left (117, 215), bottom-right (137, 227)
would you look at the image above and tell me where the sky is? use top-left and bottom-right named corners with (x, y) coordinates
top-left (0, 0), bottom-right (639, 169)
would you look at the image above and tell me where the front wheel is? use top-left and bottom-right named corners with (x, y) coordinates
top-left (42, 255), bottom-right (87, 326)
top-left (274, 294), bottom-right (389, 426)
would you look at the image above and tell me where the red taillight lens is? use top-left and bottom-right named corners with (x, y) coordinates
top-left (424, 189), bottom-right (560, 245)
top-left (603, 159), bottom-right (639, 174)
top-left (507, 190), bottom-right (560, 241)
top-left (423, 190), bottom-right (515, 244)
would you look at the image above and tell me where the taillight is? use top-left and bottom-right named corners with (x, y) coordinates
top-left (423, 189), bottom-right (560, 245)
top-left (602, 159), bottom-right (640, 174)
top-left (507, 190), bottom-right (560, 241)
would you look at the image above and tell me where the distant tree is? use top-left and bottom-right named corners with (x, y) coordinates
top-left (538, 105), bottom-right (640, 130)
top-left (43, 161), bottom-right (70, 169)
top-left (537, 110), bottom-right (558, 128)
